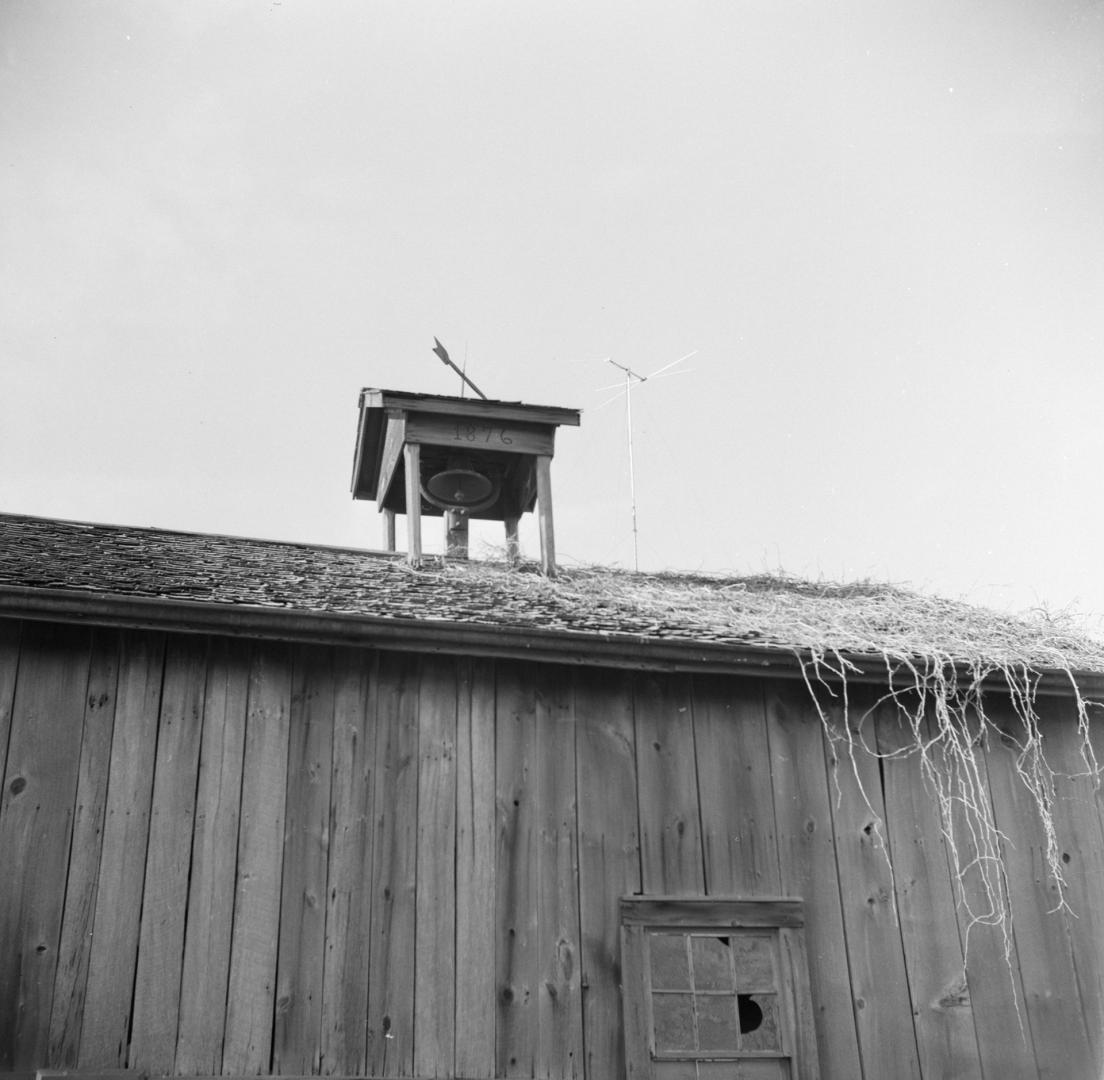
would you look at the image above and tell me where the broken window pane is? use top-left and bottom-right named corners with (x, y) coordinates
top-left (739, 994), bottom-right (781, 1051)
top-left (736, 992), bottom-right (764, 1035)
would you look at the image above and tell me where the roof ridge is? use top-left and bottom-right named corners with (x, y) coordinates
top-left (0, 510), bottom-right (400, 561)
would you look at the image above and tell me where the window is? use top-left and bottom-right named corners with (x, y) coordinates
top-left (621, 898), bottom-right (819, 1080)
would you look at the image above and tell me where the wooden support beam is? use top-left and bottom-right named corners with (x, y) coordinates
top-left (383, 509), bottom-right (396, 553)
top-left (445, 511), bottom-right (469, 560)
top-left (504, 516), bottom-right (519, 567)
top-left (535, 455), bottom-right (555, 577)
top-left (403, 443), bottom-right (422, 566)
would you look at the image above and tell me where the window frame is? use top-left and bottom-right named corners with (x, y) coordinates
top-left (620, 897), bottom-right (820, 1080)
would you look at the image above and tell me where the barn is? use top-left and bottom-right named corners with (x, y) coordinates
top-left (1, 389), bottom-right (1103, 1080)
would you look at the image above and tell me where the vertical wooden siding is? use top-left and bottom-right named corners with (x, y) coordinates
top-left (1, 617), bottom-right (1103, 1079)
top-left (0, 623), bottom-right (92, 1068)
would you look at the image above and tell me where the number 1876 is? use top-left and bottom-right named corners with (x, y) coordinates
top-left (453, 423), bottom-right (513, 445)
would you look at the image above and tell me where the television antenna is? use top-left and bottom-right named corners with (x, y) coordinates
top-left (592, 350), bottom-right (697, 570)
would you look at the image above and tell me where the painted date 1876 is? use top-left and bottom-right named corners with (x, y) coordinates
top-left (453, 423), bottom-right (513, 445)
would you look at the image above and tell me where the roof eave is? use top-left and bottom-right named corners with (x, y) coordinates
top-left (0, 585), bottom-right (1098, 700)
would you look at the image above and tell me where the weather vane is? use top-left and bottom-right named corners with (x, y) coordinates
top-left (432, 337), bottom-right (487, 400)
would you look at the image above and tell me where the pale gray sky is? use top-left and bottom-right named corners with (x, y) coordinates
top-left (2, 1), bottom-right (1103, 622)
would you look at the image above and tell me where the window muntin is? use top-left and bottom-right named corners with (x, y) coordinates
top-left (648, 930), bottom-right (783, 1058)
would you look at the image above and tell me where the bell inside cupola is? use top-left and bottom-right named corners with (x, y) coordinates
top-left (350, 388), bottom-right (581, 575)
top-left (422, 460), bottom-right (499, 512)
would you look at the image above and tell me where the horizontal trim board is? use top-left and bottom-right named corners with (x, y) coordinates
top-left (621, 897), bottom-right (805, 928)
top-left (359, 388), bottom-right (582, 427)
top-left (37, 1075), bottom-right (506, 1080)
top-left (0, 586), bottom-right (1096, 699)
top-left (404, 412), bottom-right (555, 456)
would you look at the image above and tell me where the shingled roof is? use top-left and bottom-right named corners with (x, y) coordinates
top-left (0, 512), bottom-right (1100, 691)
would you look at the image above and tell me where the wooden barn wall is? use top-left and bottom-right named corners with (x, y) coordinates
top-left (0, 617), bottom-right (1103, 1079)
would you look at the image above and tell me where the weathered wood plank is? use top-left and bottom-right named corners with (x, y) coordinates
top-left (495, 662), bottom-right (538, 1077)
top-left (765, 681), bottom-right (862, 1080)
top-left (633, 671), bottom-right (704, 894)
top-left (876, 706), bottom-right (984, 1080)
top-left (364, 652), bottom-right (419, 1076)
top-left (693, 675), bottom-right (780, 894)
top-left (377, 415), bottom-right (406, 507)
top-left (534, 664), bottom-right (583, 1078)
top-left (320, 647), bottom-right (375, 1075)
top-left (78, 632), bottom-right (165, 1069)
top-left (1047, 697), bottom-right (1104, 1075)
top-left (942, 705), bottom-right (1038, 1078)
top-left (0, 619), bottom-right (21, 809)
top-left (535, 455), bottom-right (556, 577)
top-left (0, 620), bottom-right (20, 1058)
top-left (984, 696), bottom-right (1095, 1079)
top-left (454, 658), bottom-right (497, 1079)
top-left (414, 656), bottom-right (458, 1077)
top-left (273, 646), bottom-right (335, 1074)
top-left (575, 667), bottom-right (639, 1080)
top-left (175, 637), bottom-right (251, 1074)
top-left (826, 689), bottom-right (922, 1080)
top-left (223, 642), bottom-right (293, 1075)
top-left (1036, 703), bottom-right (1104, 1077)
top-left (404, 442), bottom-right (422, 563)
top-left (0, 623), bottom-right (91, 1069)
top-left (781, 926), bottom-right (820, 1080)
top-left (47, 631), bottom-right (120, 1067)
top-left (129, 635), bottom-right (208, 1073)
top-left (618, 922), bottom-right (651, 1080)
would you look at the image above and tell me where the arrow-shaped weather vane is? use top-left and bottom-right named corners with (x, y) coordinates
top-left (432, 337), bottom-right (488, 400)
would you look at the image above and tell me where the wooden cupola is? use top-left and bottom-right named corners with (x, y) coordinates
top-left (350, 388), bottom-right (581, 575)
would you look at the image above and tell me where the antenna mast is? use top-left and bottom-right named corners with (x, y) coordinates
top-left (606, 359), bottom-right (645, 570)
top-left (600, 350), bottom-right (697, 571)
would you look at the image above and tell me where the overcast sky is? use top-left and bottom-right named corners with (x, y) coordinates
top-left (2, 1), bottom-right (1103, 624)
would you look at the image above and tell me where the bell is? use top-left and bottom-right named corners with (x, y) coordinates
top-left (424, 467), bottom-right (496, 509)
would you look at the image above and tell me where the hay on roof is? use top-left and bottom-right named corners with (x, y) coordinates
top-left (415, 558), bottom-right (1104, 677)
